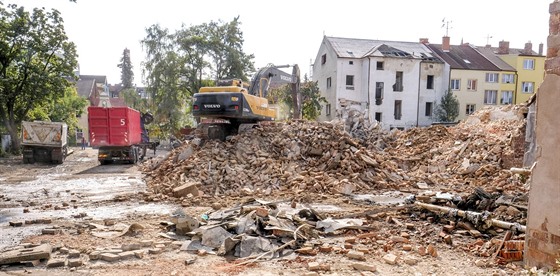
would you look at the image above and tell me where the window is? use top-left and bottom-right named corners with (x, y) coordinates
top-left (501, 91), bottom-right (513, 104)
top-left (425, 102), bottom-right (433, 116)
top-left (326, 103), bottom-right (331, 116)
top-left (321, 54), bottom-right (326, 65)
top-left (466, 104), bottom-right (476, 115)
top-left (502, 74), bottom-right (515, 84)
top-left (346, 75), bottom-right (354, 88)
top-left (349, 61), bottom-right (354, 65)
top-left (427, 75), bottom-right (434, 89)
top-left (451, 79), bottom-right (460, 90)
top-left (394, 100), bottom-right (402, 120)
top-left (375, 112), bottom-right (382, 122)
top-left (522, 82), bottom-right (535, 93)
top-left (484, 90), bottom-right (498, 105)
top-left (326, 77), bottom-right (331, 88)
top-left (375, 82), bottom-right (384, 99)
top-left (376, 61), bottom-right (384, 70)
top-left (485, 73), bottom-right (498, 83)
top-left (523, 59), bottom-right (535, 70)
top-left (467, 79), bottom-right (477, 91)
top-left (393, 71), bottom-right (403, 91)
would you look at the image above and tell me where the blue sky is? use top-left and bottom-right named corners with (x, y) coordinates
top-left (9, 0), bottom-right (552, 85)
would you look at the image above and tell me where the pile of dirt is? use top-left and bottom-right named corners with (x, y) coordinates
top-left (141, 105), bottom-right (528, 200)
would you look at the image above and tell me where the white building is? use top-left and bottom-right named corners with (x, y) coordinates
top-left (313, 36), bottom-right (448, 129)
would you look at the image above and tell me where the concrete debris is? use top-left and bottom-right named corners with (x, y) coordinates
top-left (90, 223), bottom-right (145, 239)
top-left (315, 218), bottom-right (364, 233)
top-left (0, 244), bottom-right (52, 265)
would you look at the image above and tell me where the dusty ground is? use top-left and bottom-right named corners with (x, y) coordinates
top-left (0, 147), bottom-right (539, 276)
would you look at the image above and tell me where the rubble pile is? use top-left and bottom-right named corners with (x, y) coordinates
top-left (142, 105), bottom-right (528, 199)
top-left (143, 120), bottom-right (382, 198)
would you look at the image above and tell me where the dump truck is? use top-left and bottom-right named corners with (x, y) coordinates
top-left (88, 106), bottom-right (157, 165)
top-left (21, 121), bottom-right (69, 164)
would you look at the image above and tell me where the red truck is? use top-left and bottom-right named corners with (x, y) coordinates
top-left (88, 106), bottom-right (157, 165)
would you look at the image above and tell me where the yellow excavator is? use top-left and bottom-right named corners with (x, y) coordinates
top-left (192, 64), bottom-right (300, 140)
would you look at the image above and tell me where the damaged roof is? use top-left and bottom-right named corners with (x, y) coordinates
top-left (427, 44), bottom-right (500, 71)
top-left (325, 36), bottom-right (442, 61)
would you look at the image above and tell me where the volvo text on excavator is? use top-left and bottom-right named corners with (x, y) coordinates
top-left (192, 64), bottom-right (300, 141)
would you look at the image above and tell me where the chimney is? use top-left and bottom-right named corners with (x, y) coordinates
top-left (442, 36), bottom-right (450, 52)
top-left (524, 41), bottom-right (533, 54)
top-left (419, 38), bottom-right (429, 44)
top-left (539, 42), bottom-right (544, 55)
top-left (498, 40), bottom-right (509, 54)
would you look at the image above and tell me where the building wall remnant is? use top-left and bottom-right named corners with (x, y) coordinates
top-left (524, 0), bottom-right (560, 270)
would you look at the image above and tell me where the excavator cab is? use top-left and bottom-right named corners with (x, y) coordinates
top-left (192, 64), bottom-right (300, 141)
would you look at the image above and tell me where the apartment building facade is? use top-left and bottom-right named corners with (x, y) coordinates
top-left (427, 38), bottom-right (518, 121)
top-left (313, 36), bottom-right (447, 130)
top-left (491, 41), bottom-right (545, 104)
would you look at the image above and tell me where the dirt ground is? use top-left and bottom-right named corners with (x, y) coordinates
top-left (0, 147), bottom-right (540, 276)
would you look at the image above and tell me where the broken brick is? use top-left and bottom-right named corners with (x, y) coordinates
top-left (319, 245), bottom-right (333, 253)
top-left (296, 247), bottom-right (317, 255)
top-left (347, 250), bottom-right (366, 261)
top-left (307, 261), bottom-right (330, 271)
top-left (67, 258), bottom-right (82, 267)
top-left (383, 253), bottom-right (398, 265)
top-left (100, 253), bottom-right (120, 262)
top-left (427, 244), bottom-right (438, 257)
top-left (351, 262), bottom-right (377, 272)
top-left (46, 259), bottom-right (65, 268)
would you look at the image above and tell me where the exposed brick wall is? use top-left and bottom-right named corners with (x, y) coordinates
top-left (546, 1), bottom-right (560, 74)
top-left (524, 1), bottom-right (560, 270)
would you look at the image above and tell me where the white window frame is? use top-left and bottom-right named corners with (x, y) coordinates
top-left (522, 82), bottom-right (535, 93)
top-left (523, 59), bottom-right (535, 70)
top-left (346, 75), bottom-right (354, 89)
top-left (466, 104), bottom-right (476, 115)
top-left (467, 79), bottom-right (477, 91)
top-left (502, 74), bottom-right (515, 84)
top-left (451, 79), bottom-right (460, 90)
top-left (484, 90), bottom-right (498, 105)
top-left (425, 102), bottom-right (433, 117)
top-left (394, 100), bottom-right (402, 120)
top-left (326, 103), bottom-right (331, 116)
top-left (485, 73), bottom-right (498, 83)
top-left (326, 77), bottom-right (331, 88)
top-left (501, 91), bottom-right (513, 104)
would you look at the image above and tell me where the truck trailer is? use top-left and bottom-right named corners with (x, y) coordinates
top-left (21, 121), bottom-right (68, 164)
top-left (88, 106), bottom-right (157, 165)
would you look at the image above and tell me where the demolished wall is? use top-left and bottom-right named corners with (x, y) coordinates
top-left (524, 0), bottom-right (560, 269)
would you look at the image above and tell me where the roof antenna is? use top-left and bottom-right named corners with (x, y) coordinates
top-left (441, 18), bottom-right (452, 36)
top-left (485, 34), bottom-right (493, 45)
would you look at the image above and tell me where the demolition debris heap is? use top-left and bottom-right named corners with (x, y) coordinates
top-left (143, 106), bottom-right (527, 199)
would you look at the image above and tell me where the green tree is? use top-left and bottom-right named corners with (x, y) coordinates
top-left (434, 89), bottom-right (459, 122)
top-left (300, 77), bottom-right (327, 120)
top-left (0, 4), bottom-right (78, 152)
top-left (121, 87), bottom-right (150, 113)
top-left (206, 17), bottom-right (255, 82)
top-left (118, 48), bottom-right (134, 88)
top-left (267, 75), bottom-right (326, 120)
top-left (142, 24), bottom-right (190, 136)
top-left (141, 18), bottom-right (254, 137)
